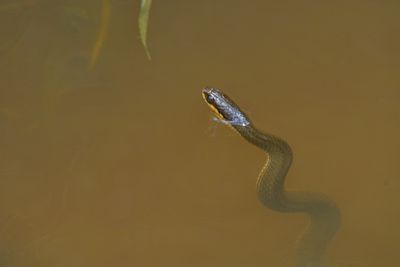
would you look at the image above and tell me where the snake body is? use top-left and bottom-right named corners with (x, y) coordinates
top-left (202, 88), bottom-right (340, 267)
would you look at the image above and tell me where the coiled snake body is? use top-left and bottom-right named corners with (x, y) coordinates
top-left (202, 88), bottom-right (340, 267)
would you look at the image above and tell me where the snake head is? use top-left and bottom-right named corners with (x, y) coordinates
top-left (202, 87), bottom-right (251, 127)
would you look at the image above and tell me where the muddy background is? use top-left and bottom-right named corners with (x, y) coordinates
top-left (0, 0), bottom-right (399, 266)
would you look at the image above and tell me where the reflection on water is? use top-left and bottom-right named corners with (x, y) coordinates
top-left (0, 1), bottom-right (399, 266)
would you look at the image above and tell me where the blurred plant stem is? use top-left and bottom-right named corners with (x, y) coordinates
top-left (89, 0), bottom-right (110, 69)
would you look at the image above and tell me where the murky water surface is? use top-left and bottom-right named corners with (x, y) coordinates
top-left (0, 1), bottom-right (399, 266)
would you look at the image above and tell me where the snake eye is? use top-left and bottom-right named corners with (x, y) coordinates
top-left (202, 88), bottom-right (214, 103)
top-left (204, 92), bottom-right (212, 104)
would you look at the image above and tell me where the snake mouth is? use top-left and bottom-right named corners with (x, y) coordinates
top-left (202, 87), bottom-right (225, 120)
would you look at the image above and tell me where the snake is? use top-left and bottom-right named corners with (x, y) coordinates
top-left (202, 88), bottom-right (341, 267)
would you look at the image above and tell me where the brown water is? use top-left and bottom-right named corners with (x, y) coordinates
top-left (0, 0), bottom-right (399, 266)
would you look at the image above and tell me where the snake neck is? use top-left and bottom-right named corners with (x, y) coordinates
top-left (233, 124), bottom-right (293, 209)
top-left (233, 124), bottom-right (341, 267)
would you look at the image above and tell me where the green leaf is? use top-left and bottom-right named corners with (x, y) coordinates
top-left (138, 0), bottom-right (152, 59)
